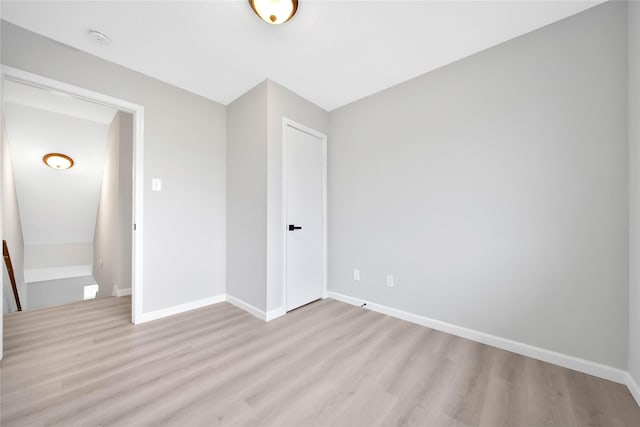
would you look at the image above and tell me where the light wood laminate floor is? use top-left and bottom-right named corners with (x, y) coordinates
top-left (1, 296), bottom-right (639, 426)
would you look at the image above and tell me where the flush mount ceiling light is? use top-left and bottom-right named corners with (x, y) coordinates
top-left (43, 153), bottom-right (74, 170)
top-left (249, 0), bottom-right (298, 25)
top-left (88, 29), bottom-right (110, 46)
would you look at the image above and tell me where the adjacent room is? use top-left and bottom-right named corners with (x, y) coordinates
top-left (2, 80), bottom-right (133, 312)
top-left (1, 0), bottom-right (639, 426)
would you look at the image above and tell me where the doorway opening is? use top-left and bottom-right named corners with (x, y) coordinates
top-left (1, 66), bottom-right (144, 324)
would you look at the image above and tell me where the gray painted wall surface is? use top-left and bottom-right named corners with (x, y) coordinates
top-left (226, 80), bottom-right (328, 313)
top-left (266, 80), bottom-right (329, 312)
top-left (93, 112), bottom-right (133, 297)
top-left (226, 82), bottom-right (268, 310)
top-left (1, 21), bottom-right (227, 313)
top-left (118, 112), bottom-right (133, 293)
top-left (2, 118), bottom-right (26, 312)
top-left (328, 2), bottom-right (628, 368)
top-left (628, 0), bottom-right (640, 384)
top-left (27, 275), bottom-right (97, 310)
top-left (25, 243), bottom-right (92, 269)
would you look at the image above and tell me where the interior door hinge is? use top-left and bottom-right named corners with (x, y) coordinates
top-left (134, 223), bottom-right (137, 231)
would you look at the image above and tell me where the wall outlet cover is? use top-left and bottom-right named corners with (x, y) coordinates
top-left (386, 275), bottom-right (394, 287)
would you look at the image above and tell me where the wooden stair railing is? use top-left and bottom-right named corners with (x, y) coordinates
top-left (3, 240), bottom-right (22, 311)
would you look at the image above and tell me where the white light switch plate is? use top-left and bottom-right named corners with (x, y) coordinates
top-left (152, 178), bottom-right (162, 191)
top-left (353, 269), bottom-right (360, 281)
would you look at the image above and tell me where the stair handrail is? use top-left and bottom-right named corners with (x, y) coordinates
top-left (2, 240), bottom-right (22, 311)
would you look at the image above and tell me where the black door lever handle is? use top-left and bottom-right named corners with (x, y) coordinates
top-left (288, 224), bottom-right (302, 231)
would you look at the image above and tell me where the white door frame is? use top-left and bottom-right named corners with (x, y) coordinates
top-left (281, 117), bottom-right (327, 312)
top-left (1, 66), bottom-right (145, 324)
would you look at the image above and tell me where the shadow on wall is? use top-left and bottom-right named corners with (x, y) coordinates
top-left (93, 111), bottom-right (133, 298)
top-left (27, 276), bottom-right (98, 310)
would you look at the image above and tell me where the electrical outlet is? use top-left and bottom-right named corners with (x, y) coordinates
top-left (353, 269), bottom-right (360, 281)
top-left (386, 275), bottom-right (394, 287)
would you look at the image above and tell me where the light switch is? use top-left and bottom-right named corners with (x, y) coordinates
top-left (353, 269), bottom-right (360, 281)
top-left (152, 178), bottom-right (162, 191)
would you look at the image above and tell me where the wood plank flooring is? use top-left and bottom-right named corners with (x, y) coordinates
top-left (1, 296), bottom-right (639, 426)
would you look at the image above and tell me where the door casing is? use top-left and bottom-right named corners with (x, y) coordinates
top-left (1, 65), bottom-right (145, 326)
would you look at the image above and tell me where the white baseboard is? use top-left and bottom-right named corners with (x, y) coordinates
top-left (225, 294), bottom-right (266, 320)
top-left (225, 294), bottom-right (286, 322)
top-left (136, 293), bottom-right (285, 324)
top-left (266, 306), bottom-right (286, 321)
top-left (137, 294), bottom-right (225, 324)
top-left (627, 372), bottom-right (640, 407)
top-left (115, 287), bottom-right (131, 297)
top-left (327, 291), bottom-right (627, 385)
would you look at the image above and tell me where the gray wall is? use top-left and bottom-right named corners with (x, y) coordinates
top-left (1, 21), bottom-right (227, 314)
top-left (226, 80), bottom-right (328, 313)
top-left (328, 1), bottom-right (629, 369)
top-left (226, 81), bottom-right (268, 310)
top-left (628, 0), bottom-right (640, 384)
top-left (2, 117), bottom-right (26, 312)
top-left (93, 112), bottom-right (132, 297)
top-left (27, 275), bottom-right (96, 310)
top-left (266, 81), bottom-right (329, 311)
top-left (119, 112), bottom-right (133, 295)
top-left (25, 243), bottom-right (92, 269)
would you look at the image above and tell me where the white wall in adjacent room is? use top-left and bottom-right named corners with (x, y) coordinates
top-left (2, 117), bottom-right (26, 312)
top-left (27, 275), bottom-right (97, 310)
top-left (25, 243), bottom-right (93, 269)
top-left (93, 112), bottom-right (133, 297)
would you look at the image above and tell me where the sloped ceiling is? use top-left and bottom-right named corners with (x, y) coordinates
top-left (3, 80), bottom-right (117, 245)
top-left (0, 1), bottom-right (604, 111)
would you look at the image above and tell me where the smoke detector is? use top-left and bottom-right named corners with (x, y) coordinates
top-left (88, 29), bottom-right (110, 46)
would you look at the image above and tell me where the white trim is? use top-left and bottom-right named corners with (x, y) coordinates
top-left (115, 287), bottom-right (132, 297)
top-left (1, 66), bottom-right (145, 325)
top-left (266, 306), bottom-right (286, 321)
top-left (327, 291), bottom-right (628, 385)
top-left (24, 265), bottom-right (92, 283)
top-left (225, 294), bottom-right (266, 320)
top-left (627, 373), bottom-right (640, 407)
top-left (132, 108), bottom-right (144, 324)
top-left (225, 294), bottom-right (286, 322)
top-left (137, 294), bottom-right (225, 324)
top-left (281, 118), bottom-right (328, 312)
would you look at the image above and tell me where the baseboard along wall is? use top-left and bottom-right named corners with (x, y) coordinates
top-left (115, 287), bottom-right (132, 297)
top-left (225, 294), bottom-right (286, 321)
top-left (137, 293), bottom-right (286, 324)
top-left (128, 288), bottom-right (640, 407)
top-left (327, 291), bottom-right (630, 387)
top-left (136, 294), bottom-right (226, 324)
top-left (627, 373), bottom-right (640, 408)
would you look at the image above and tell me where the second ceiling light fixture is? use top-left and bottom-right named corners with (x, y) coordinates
top-left (249, 0), bottom-right (298, 25)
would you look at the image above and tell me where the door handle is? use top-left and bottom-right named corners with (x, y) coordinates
top-left (288, 224), bottom-right (302, 231)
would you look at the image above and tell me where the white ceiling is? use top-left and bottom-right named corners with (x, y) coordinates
top-left (4, 80), bottom-right (115, 245)
top-left (1, 0), bottom-right (603, 111)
